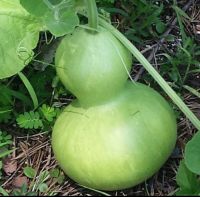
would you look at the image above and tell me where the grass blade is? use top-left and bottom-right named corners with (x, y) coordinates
top-left (0, 149), bottom-right (15, 158)
top-left (183, 85), bottom-right (200, 98)
top-left (18, 72), bottom-right (39, 109)
top-left (78, 184), bottom-right (111, 196)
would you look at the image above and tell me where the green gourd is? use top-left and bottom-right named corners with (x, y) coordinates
top-left (52, 26), bottom-right (177, 191)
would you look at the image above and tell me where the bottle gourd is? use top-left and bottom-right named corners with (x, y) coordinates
top-left (52, 27), bottom-right (177, 191)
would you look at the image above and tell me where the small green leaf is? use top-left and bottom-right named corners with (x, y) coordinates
top-left (16, 111), bottom-right (43, 129)
top-left (0, 187), bottom-right (9, 196)
top-left (0, 141), bottom-right (12, 148)
top-left (57, 173), bottom-right (65, 184)
top-left (24, 166), bottom-right (36, 179)
top-left (185, 131), bottom-right (200, 174)
top-left (0, 85), bottom-right (13, 105)
top-left (38, 183), bottom-right (48, 193)
top-left (38, 170), bottom-right (50, 184)
top-left (40, 104), bottom-right (57, 122)
top-left (156, 21), bottom-right (166, 34)
top-left (0, 107), bottom-right (12, 123)
top-left (169, 68), bottom-right (179, 82)
top-left (164, 34), bottom-right (175, 42)
top-left (0, 149), bottom-right (14, 158)
top-left (50, 168), bottom-right (60, 178)
top-left (44, 9), bottom-right (79, 37)
top-left (0, 131), bottom-right (12, 144)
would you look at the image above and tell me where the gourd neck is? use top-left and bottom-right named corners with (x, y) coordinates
top-left (76, 86), bottom-right (124, 108)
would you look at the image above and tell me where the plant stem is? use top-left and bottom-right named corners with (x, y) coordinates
top-left (85, 0), bottom-right (98, 31)
top-left (99, 18), bottom-right (200, 131)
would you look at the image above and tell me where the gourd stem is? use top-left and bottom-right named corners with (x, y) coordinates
top-left (99, 18), bottom-right (200, 131)
top-left (85, 0), bottom-right (98, 31)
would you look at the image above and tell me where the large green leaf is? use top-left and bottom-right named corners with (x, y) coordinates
top-left (185, 131), bottom-right (200, 174)
top-left (176, 160), bottom-right (200, 195)
top-left (20, 0), bottom-right (49, 16)
top-left (20, 0), bottom-right (79, 37)
top-left (0, 0), bottom-right (41, 79)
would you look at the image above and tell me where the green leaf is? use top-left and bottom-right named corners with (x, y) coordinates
top-left (0, 0), bottom-right (41, 79)
top-left (75, 0), bottom-right (86, 12)
top-left (20, 0), bottom-right (64, 17)
top-left (0, 84), bottom-right (32, 107)
top-left (164, 34), bottom-right (175, 42)
top-left (0, 107), bottom-right (12, 123)
top-left (23, 166), bottom-right (36, 179)
top-left (57, 173), bottom-right (65, 184)
top-left (16, 111), bottom-right (43, 129)
top-left (20, 0), bottom-right (79, 37)
top-left (0, 141), bottom-right (12, 148)
top-left (50, 169), bottom-right (65, 184)
top-left (176, 188), bottom-right (200, 196)
top-left (0, 149), bottom-right (14, 158)
top-left (40, 104), bottom-right (57, 122)
top-left (156, 21), bottom-right (166, 34)
top-left (43, 8), bottom-right (79, 37)
top-left (37, 171), bottom-right (50, 184)
top-left (0, 187), bottom-right (9, 196)
top-left (176, 161), bottom-right (199, 193)
top-left (28, 67), bottom-right (56, 102)
top-left (0, 130), bottom-right (12, 144)
top-left (20, 0), bottom-right (49, 16)
top-left (185, 131), bottom-right (200, 174)
top-left (49, 168), bottom-right (60, 178)
top-left (55, 108), bottom-right (63, 118)
top-left (38, 183), bottom-right (48, 193)
top-left (0, 85), bottom-right (13, 106)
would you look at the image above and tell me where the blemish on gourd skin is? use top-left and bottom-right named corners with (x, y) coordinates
top-left (130, 111), bottom-right (140, 117)
top-left (64, 110), bottom-right (90, 118)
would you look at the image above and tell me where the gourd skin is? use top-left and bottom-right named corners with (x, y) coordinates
top-left (55, 27), bottom-right (132, 107)
top-left (52, 82), bottom-right (177, 191)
